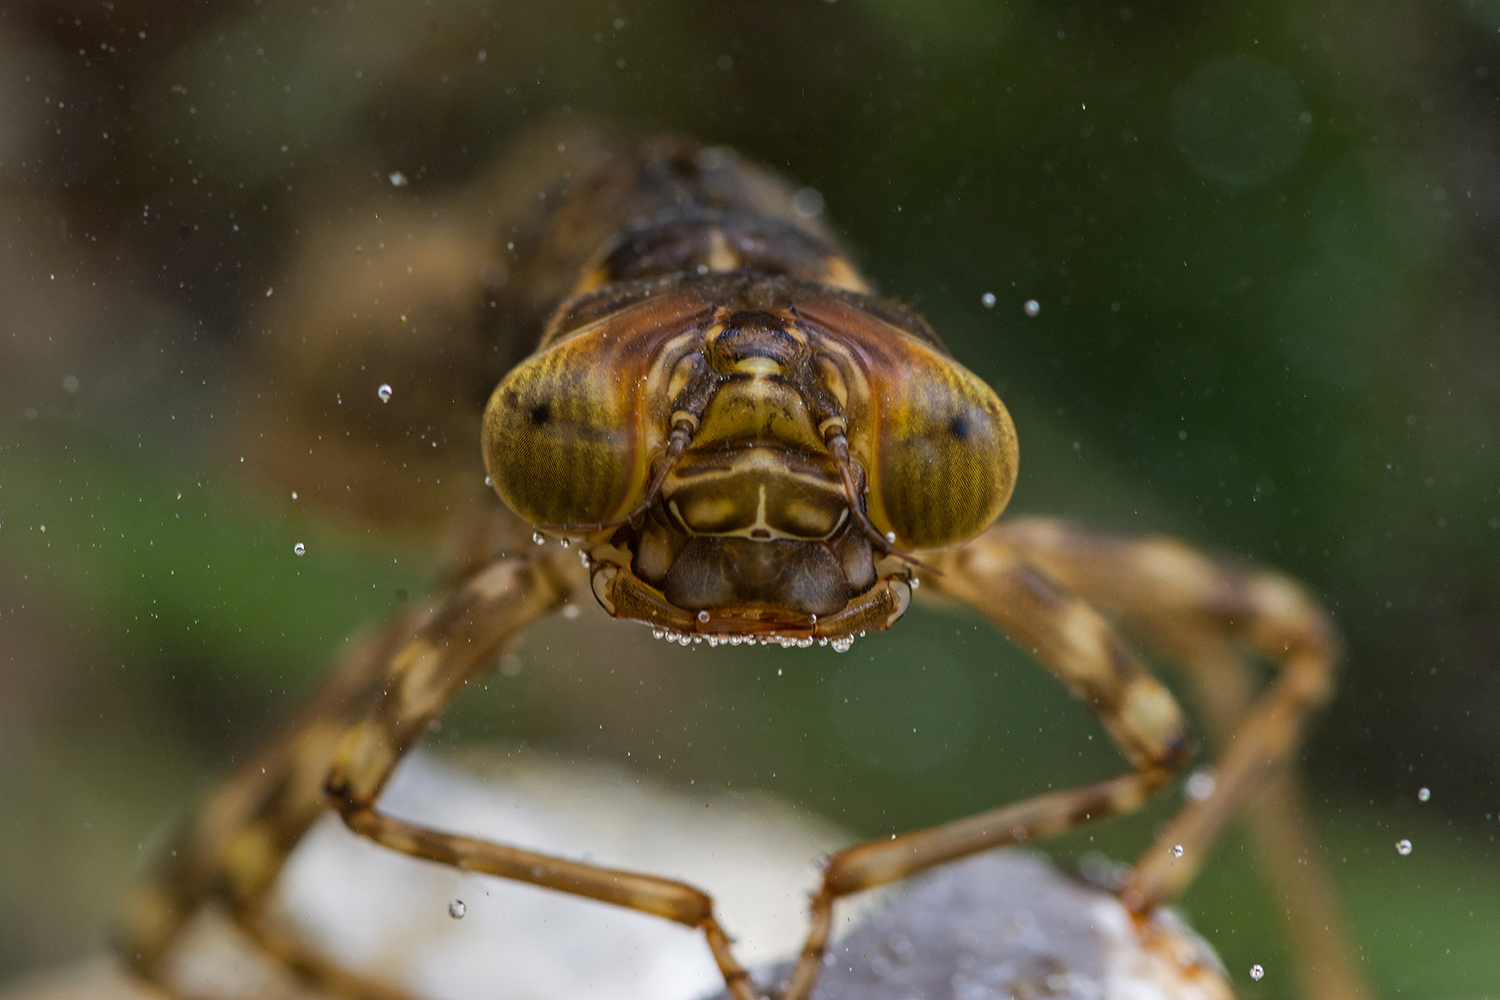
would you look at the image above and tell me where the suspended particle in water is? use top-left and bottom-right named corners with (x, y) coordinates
top-left (1170, 844), bottom-right (1184, 859)
top-left (448, 899), bottom-right (466, 919)
top-left (981, 292), bottom-right (997, 308)
top-left (1249, 964), bottom-right (1264, 981)
top-left (1395, 838), bottom-right (1412, 856)
top-left (1417, 787), bottom-right (1431, 802)
top-left (389, 171), bottom-right (408, 187)
top-left (293, 542), bottom-right (306, 556)
top-left (1185, 768), bottom-right (1217, 801)
top-left (1023, 299), bottom-right (1041, 317)
top-left (377, 383), bottom-right (393, 402)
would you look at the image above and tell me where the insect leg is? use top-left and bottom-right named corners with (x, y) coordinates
top-left (117, 603), bottom-right (438, 1000)
top-left (321, 555), bottom-right (762, 1000)
top-left (996, 517), bottom-right (1365, 1000)
top-left (781, 528), bottom-right (1191, 1000)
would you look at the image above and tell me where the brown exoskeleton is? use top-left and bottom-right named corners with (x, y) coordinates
top-left (118, 125), bottom-right (1367, 1000)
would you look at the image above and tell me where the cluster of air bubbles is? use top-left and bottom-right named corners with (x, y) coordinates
top-left (1170, 844), bottom-right (1185, 859)
top-left (377, 383), bottom-right (393, 402)
top-left (1023, 298), bottom-right (1041, 317)
top-left (981, 291), bottom-right (997, 308)
top-left (1417, 786), bottom-right (1431, 802)
top-left (1395, 838), bottom-right (1413, 856)
top-left (1249, 964), bottom-right (1264, 982)
top-left (648, 628), bottom-right (856, 653)
top-left (447, 899), bottom-right (466, 919)
top-left (293, 542), bottom-right (306, 556)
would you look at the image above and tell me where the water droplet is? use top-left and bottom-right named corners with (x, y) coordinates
top-left (981, 291), bottom-right (997, 308)
top-left (532, 532), bottom-right (546, 545)
top-left (293, 542), bottom-right (306, 556)
top-left (697, 610), bottom-right (710, 623)
top-left (1250, 964), bottom-right (1264, 981)
top-left (1023, 298), bottom-right (1041, 317)
top-left (448, 899), bottom-right (466, 919)
top-left (1171, 844), bottom-right (1184, 858)
top-left (1396, 838), bottom-right (1412, 856)
top-left (377, 383), bottom-right (393, 402)
top-left (1417, 787), bottom-right (1431, 802)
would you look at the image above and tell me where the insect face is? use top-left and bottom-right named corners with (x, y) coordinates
top-left (483, 276), bottom-right (1018, 643)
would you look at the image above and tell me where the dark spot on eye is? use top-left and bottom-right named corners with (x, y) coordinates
top-left (947, 415), bottom-right (972, 441)
top-left (529, 402), bottom-right (551, 426)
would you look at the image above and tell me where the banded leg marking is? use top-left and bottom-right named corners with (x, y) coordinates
top-left (322, 556), bottom-right (760, 1000)
top-left (117, 603), bottom-right (437, 1000)
top-left (780, 527), bottom-right (1191, 1000)
top-left (998, 517), bottom-right (1364, 1000)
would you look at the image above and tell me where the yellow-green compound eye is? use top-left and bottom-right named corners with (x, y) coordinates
top-left (794, 296), bottom-right (1019, 552)
top-left (868, 349), bottom-right (1018, 551)
top-left (481, 292), bottom-right (712, 531)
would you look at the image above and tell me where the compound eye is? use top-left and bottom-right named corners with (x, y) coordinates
top-left (483, 335), bottom-right (641, 529)
top-left (482, 293), bottom-right (712, 531)
top-left (795, 296), bottom-right (1018, 552)
top-left (866, 351), bottom-right (1018, 551)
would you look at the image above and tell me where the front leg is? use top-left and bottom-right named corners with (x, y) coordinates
top-left (780, 530), bottom-right (1192, 1000)
top-left (320, 554), bottom-right (763, 1000)
top-left (998, 517), bottom-right (1364, 1000)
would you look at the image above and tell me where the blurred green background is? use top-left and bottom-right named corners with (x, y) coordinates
top-left (2, 1), bottom-right (1498, 997)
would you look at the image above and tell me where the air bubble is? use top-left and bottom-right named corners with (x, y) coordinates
top-left (1023, 299), bottom-right (1041, 317)
top-left (1185, 768), bottom-right (1217, 801)
top-left (697, 610), bottom-right (710, 623)
top-left (885, 531), bottom-right (897, 544)
top-left (293, 542), bottom-right (306, 556)
top-left (377, 383), bottom-right (393, 402)
top-left (981, 292), bottom-right (997, 308)
top-left (448, 899), bottom-right (466, 919)
top-left (559, 537), bottom-right (570, 548)
top-left (1395, 838), bottom-right (1412, 856)
top-left (1171, 844), bottom-right (1184, 858)
top-left (532, 532), bottom-right (546, 545)
top-left (1417, 787), bottom-right (1431, 802)
top-left (1250, 964), bottom-right (1264, 981)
